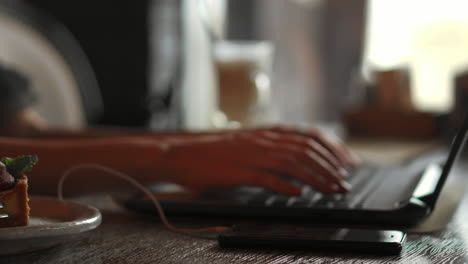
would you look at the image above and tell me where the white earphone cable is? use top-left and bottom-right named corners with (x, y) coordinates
top-left (57, 164), bottom-right (229, 239)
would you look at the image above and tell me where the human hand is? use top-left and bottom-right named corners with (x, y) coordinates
top-left (259, 125), bottom-right (360, 168)
top-left (158, 126), bottom-right (359, 196)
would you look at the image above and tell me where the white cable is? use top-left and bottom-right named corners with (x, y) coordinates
top-left (57, 164), bottom-right (229, 237)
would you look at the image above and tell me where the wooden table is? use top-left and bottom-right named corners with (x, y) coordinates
top-left (2, 141), bottom-right (468, 264)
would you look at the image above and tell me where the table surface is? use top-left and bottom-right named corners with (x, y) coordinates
top-left (2, 140), bottom-right (468, 264)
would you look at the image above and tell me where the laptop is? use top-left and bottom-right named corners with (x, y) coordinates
top-left (122, 114), bottom-right (468, 228)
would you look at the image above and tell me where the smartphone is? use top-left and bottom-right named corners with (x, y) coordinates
top-left (218, 223), bottom-right (406, 255)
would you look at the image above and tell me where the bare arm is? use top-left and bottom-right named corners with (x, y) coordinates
top-left (0, 109), bottom-right (358, 197)
top-left (0, 136), bottom-right (169, 196)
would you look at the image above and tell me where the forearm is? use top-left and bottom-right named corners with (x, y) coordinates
top-left (0, 137), bottom-right (170, 196)
top-left (27, 126), bottom-right (226, 141)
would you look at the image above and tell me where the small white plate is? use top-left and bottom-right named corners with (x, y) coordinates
top-left (0, 196), bottom-right (101, 255)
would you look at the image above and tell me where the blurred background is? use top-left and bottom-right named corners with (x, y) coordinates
top-left (1, 0), bottom-right (467, 139)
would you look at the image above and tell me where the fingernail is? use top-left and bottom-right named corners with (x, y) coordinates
top-left (339, 168), bottom-right (349, 178)
top-left (339, 181), bottom-right (351, 193)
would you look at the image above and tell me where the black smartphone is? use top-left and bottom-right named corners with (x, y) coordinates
top-left (218, 223), bottom-right (406, 255)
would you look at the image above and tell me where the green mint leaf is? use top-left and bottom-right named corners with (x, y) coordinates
top-left (1, 155), bottom-right (38, 178)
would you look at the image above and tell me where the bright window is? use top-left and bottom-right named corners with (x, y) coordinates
top-left (364, 0), bottom-right (468, 113)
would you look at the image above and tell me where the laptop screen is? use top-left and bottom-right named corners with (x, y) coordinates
top-left (426, 114), bottom-right (468, 208)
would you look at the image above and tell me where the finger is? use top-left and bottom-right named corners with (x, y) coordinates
top-left (170, 135), bottom-right (350, 193)
top-left (169, 142), bottom-right (347, 194)
top-left (261, 157), bottom-right (346, 194)
top-left (247, 170), bottom-right (302, 196)
top-left (301, 151), bottom-right (351, 193)
top-left (267, 126), bottom-right (358, 167)
top-left (232, 149), bottom-right (349, 193)
top-left (167, 154), bottom-right (303, 196)
top-left (302, 131), bottom-right (359, 167)
top-left (206, 164), bottom-right (303, 196)
top-left (231, 135), bottom-right (349, 191)
top-left (254, 130), bottom-right (346, 172)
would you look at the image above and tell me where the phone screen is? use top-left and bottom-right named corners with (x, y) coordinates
top-left (234, 224), bottom-right (404, 243)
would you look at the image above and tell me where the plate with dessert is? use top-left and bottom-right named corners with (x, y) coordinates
top-left (0, 155), bottom-right (101, 255)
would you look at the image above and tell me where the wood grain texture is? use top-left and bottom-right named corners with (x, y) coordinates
top-left (2, 143), bottom-right (468, 263)
top-left (0, 189), bottom-right (467, 264)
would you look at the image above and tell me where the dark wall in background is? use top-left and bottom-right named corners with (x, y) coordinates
top-left (25, 0), bottom-right (151, 127)
top-left (226, 0), bottom-right (259, 40)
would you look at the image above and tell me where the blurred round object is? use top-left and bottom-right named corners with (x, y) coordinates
top-left (0, 1), bottom-right (101, 128)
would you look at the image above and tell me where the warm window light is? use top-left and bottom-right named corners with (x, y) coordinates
top-left (364, 0), bottom-right (468, 113)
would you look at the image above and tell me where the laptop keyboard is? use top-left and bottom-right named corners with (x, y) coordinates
top-left (244, 164), bottom-right (386, 209)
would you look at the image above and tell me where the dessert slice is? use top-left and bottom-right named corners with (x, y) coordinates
top-left (0, 155), bottom-right (38, 228)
